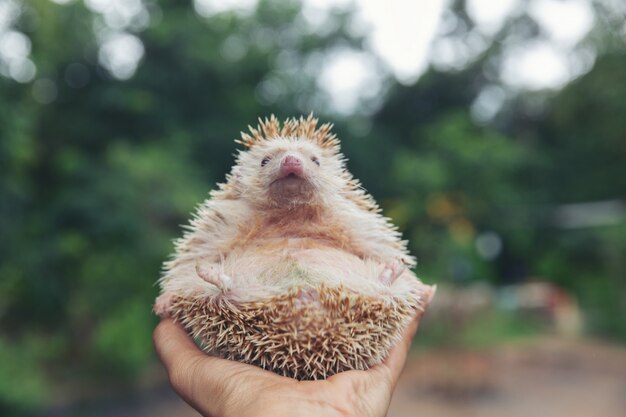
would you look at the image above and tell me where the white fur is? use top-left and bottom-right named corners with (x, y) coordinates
top-left (158, 134), bottom-right (423, 306)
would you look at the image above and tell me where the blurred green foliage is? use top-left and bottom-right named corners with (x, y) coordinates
top-left (417, 309), bottom-right (542, 350)
top-left (0, 0), bottom-right (624, 414)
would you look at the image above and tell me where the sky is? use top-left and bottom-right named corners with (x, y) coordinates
top-left (0, 0), bottom-right (601, 113)
top-left (310, 0), bottom-right (596, 112)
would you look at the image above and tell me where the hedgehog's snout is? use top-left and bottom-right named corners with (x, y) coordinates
top-left (280, 154), bottom-right (304, 178)
top-left (269, 152), bottom-right (315, 205)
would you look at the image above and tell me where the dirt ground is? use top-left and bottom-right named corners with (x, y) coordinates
top-left (388, 337), bottom-right (626, 417)
top-left (61, 336), bottom-right (626, 417)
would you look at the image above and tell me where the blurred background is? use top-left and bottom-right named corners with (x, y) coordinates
top-left (1, 0), bottom-right (625, 416)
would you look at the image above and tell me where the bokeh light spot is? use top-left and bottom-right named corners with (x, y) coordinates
top-left (476, 232), bottom-right (503, 260)
top-left (9, 57), bottom-right (36, 83)
top-left (32, 78), bottom-right (58, 104)
top-left (98, 32), bottom-right (144, 80)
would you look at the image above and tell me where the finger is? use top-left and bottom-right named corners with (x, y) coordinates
top-left (380, 311), bottom-right (421, 385)
top-left (153, 319), bottom-right (278, 379)
top-left (154, 319), bottom-right (237, 415)
top-left (153, 319), bottom-right (206, 376)
top-left (380, 285), bottom-right (436, 384)
top-left (153, 319), bottom-right (275, 416)
top-left (369, 311), bottom-right (422, 389)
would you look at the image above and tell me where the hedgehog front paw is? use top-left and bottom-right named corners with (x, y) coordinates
top-left (195, 259), bottom-right (231, 291)
top-left (154, 292), bottom-right (175, 318)
top-left (379, 259), bottom-right (406, 285)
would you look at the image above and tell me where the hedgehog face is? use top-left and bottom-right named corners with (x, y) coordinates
top-left (235, 137), bottom-right (345, 208)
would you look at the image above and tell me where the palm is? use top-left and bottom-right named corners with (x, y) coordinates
top-left (154, 317), bottom-right (420, 417)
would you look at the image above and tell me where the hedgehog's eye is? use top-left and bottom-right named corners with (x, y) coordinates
top-left (261, 156), bottom-right (271, 167)
top-left (311, 156), bottom-right (320, 166)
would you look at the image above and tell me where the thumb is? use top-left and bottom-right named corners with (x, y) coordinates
top-left (153, 319), bottom-right (205, 372)
top-left (153, 319), bottom-right (272, 417)
top-left (153, 319), bottom-right (232, 416)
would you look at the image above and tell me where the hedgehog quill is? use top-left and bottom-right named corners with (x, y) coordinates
top-left (154, 115), bottom-right (435, 380)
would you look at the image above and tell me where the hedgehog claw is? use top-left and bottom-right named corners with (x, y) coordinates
top-left (379, 259), bottom-right (406, 285)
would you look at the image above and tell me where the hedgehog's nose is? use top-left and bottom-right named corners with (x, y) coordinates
top-left (280, 155), bottom-right (304, 177)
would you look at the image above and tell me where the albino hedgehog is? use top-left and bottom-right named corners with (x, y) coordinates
top-left (155, 115), bottom-right (435, 380)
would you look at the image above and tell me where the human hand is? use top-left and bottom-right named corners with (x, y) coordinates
top-left (153, 313), bottom-right (422, 417)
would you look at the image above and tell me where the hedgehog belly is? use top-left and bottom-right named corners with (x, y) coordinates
top-left (169, 282), bottom-right (432, 380)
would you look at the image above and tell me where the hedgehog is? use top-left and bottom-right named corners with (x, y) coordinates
top-left (154, 114), bottom-right (435, 380)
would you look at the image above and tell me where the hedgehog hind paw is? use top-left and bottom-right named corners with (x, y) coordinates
top-left (154, 292), bottom-right (175, 318)
top-left (379, 259), bottom-right (406, 286)
top-left (195, 260), bottom-right (231, 291)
